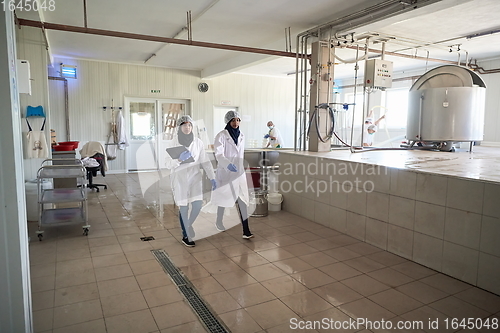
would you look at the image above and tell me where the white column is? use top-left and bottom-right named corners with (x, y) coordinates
top-left (0, 9), bottom-right (33, 333)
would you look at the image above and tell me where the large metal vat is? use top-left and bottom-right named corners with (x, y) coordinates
top-left (406, 65), bottom-right (486, 147)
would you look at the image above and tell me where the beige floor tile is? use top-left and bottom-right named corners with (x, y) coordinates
top-left (31, 275), bottom-right (55, 293)
top-left (88, 236), bottom-right (119, 247)
top-left (298, 252), bottom-right (338, 267)
top-left (180, 263), bottom-right (211, 280)
top-left (219, 243), bottom-right (256, 257)
top-left (281, 243), bottom-right (319, 256)
top-left (454, 288), bottom-right (500, 313)
top-left (368, 289), bottom-right (424, 315)
top-left (244, 263), bottom-right (288, 282)
top-left (54, 282), bottom-right (100, 306)
top-left (94, 262), bottom-right (133, 281)
top-left (52, 299), bottom-right (103, 329)
top-left (90, 244), bottom-right (123, 257)
top-left (291, 268), bottom-right (336, 288)
top-left (124, 249), bottom-right (156, 263)
top-left (142, 284), bottom-right (184, 307)
top-left (191, 248), bottom-right (229, 263)
top-left (228, 283), bottom-right (277, 307)
top-left (429, 296), bottom-right (491, 320)
top-left (230, 252), bottom-right (270, 268)
top-left (312, 281), bottom-right (364, 306)
top-left (56, 247), bottom-right (91, 262)
top-left (33, 308), bottom-right (53, 332)
top-left (150, 300), bottom-right (199, 330)
top-left (261, 275), bottom-right (308, 298)
top-left (32, 290), bottom-right (55, 311)
top-left (344, 256), bottom-right (387, 273)
top-left (303, 307), bottom-right (360, 333)
top-left (367, 267), bottom-right (415, 287)
top-left (104, 309), bottom-right (158, 333)
top-left (419, 273), bottom-right (473, 295)
top-left (339, 298), bottom-right (396, 322)
top-left (366, 251), bottom-right (409, 267)
top-left (256, 248), bottom-right (296, 262)
top-left (159, 320), bottom-right (207, 333)
top-left (218, 308), bottom-right (263, 333)
top-left (168, 253), bottom-right (200, 268)
top-left (120, 241), bottom-right (153, 253)
top-left (135, 271), bottom-right (173, 290)
top-left (52, 319), bottom-right (106, 333)
top-left (97, 276), bottom-right (140, 298)
top-left (245, 299), bottom-right (298, 330)
top-left (396, 281), bottom-right (449, 304)
top-left (264, 234), bottom-right (303, 247)
top-left (400, 306), bottom-right (456, 333)
top-left (273, 257), bottom-right (314, 274)
top-left (213, 269), bottom-right (258, 290)
top-left (30, 262), bottom-right (56, 279)
top-left (341, 274), bottom-right (392, 297)
top-left (100, 290), bottom-right (148, 317)
top-left (201, 258), bottom-right (241, 275)
top-left (280, 290), bottom-right (333, 317)
top-left (391, 261), bottom-right (437, 280)
top-left (190, 276), bottom-right (225, 296)
top-left (204, 290), bottom-right (242, 314)
top-left (55, 270), bottom-right (96, 289)
top-left (129, 259), bottom-right (163, 275)
top-left (318, 262), bottom-right (363, 281)
top-left (323, 246), bottom-right (363, 261)
top-left (91, 253), bottom-right (128, 268)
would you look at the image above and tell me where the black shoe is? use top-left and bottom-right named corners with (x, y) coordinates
top-left (182, 237), bottom-right (195, 247)
top-left (242, 233), bottom-right (254, 239)
top-left (215, 222), bottom-right (226, 232)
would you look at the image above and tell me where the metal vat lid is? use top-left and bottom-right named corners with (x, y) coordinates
top-left (410, 65), bottom-right (486, 91)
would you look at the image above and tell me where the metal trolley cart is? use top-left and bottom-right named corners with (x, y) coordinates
top-left (35, 159), bottom-right (89, 241)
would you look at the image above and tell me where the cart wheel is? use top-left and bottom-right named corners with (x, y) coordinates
top-left (83, 228), bottom-right (89, 236)
top-left (38, 234), bottom-right (43, 241)
top-left (96, 188), bottom-right (100, 193)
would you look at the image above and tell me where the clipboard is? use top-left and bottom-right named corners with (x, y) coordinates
top-left (166, 146), bottom-right (194, 164)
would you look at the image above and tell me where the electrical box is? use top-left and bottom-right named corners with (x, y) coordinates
top-left (17, 59), bottom-right (32, 95)
top-left (364, 59), bottom-right (393, 89)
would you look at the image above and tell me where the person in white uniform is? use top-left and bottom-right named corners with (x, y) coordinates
top-left (211, 111), bottom-right (254, 239)
top-left (362, 110), bottom-right (385, 147)
top-left (264, 121), bottom-right (284, 148)
top-left (165, 115), bottom-right (216, 247)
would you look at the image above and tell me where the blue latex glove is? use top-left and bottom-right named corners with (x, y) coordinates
top-left (210, 179), bottom-right (217, 191)
top-left (264, 134), bottom-right (270, 139)
top-left (179, 150), bottom-right (192, 161)
top-left (227, 163), bottom-right (238, 172)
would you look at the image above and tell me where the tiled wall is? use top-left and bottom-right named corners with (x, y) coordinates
top-left (278, 153), bottom-right (500, 296)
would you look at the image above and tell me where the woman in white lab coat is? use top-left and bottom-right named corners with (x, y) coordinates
top-left (211, 110), bottom-right (253, 239)
top-left (165, 115), bottom-right (216, 247)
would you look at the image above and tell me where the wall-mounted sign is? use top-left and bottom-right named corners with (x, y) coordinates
top-left (151, 90), bottom-right (161, 93)
top-left (220, 100), bottom-right (231, 105)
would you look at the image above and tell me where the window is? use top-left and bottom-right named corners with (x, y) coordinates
top-left (384, 88), bottom-right (409, 128)
top-left (344, 92), bottom-right (365, 128)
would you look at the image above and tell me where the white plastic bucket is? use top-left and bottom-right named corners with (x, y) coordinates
top-left (266, 192), bottom-right (283, 211)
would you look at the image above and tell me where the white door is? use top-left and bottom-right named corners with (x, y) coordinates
top-left (126, 97), bottom-right (190, 172)
top-left (213, 106), bottom-right (239, 135)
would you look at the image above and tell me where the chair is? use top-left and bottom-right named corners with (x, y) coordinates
top-left (79, 142), bottom-right (108, 192)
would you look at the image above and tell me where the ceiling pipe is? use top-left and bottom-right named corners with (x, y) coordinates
top-left (145, 0), bottom-right (220, 63)
top-left (17, 18), bottom-right (307, 60)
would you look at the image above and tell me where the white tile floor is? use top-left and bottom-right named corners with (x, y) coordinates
top-left (29, 167), bottom-right (500, 332)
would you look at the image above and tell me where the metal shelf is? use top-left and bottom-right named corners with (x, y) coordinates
top-left (41, 207), bottom-right (86, 226)
top-left (40, 188), bottom-right (86, 203)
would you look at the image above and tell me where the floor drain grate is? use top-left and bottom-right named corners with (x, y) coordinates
top-left (151, 249), bottom-right (229, 333)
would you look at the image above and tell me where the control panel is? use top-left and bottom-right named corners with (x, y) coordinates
top-left (364, 59), bottom-right (393, 89)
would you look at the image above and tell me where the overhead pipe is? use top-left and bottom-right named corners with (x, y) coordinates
top-left (469, 60), bottom-right (500, 75)
top-left (17, 18), bottom-right (308, 60)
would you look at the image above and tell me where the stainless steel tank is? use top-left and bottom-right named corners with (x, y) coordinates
top-left (406, 65), bottom-right (486, 145)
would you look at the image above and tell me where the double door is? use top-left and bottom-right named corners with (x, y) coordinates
top-left (126, 97), bottom-right (190, 172)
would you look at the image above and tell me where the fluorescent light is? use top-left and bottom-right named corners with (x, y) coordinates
top-left (60, 64), bottom-right (77, 79)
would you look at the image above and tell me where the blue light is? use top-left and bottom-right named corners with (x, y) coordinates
top-left (60, 64), bottom-right (77, 79)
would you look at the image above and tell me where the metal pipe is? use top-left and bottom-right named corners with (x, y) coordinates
top-left (83, 0), bottom-right (87, 29)
top-left (294, 34), bottom-right (300, 151)
top-left (17, 18), bottom-right (308, 60)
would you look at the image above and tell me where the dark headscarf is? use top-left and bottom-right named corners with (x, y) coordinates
top-left (225, 121), bottom-right (240, 145)
top-left (178, 124), bottom-right (194, 147)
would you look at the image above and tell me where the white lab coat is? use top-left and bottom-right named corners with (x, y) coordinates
top-left (211, 129), bottom-right (250, 207)
top-left (165, 135), bottom-right (215, 206)
top-left (116, 110), bottom-right (129, 150)
top-left (268, 126), bottom-right (284, 148)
